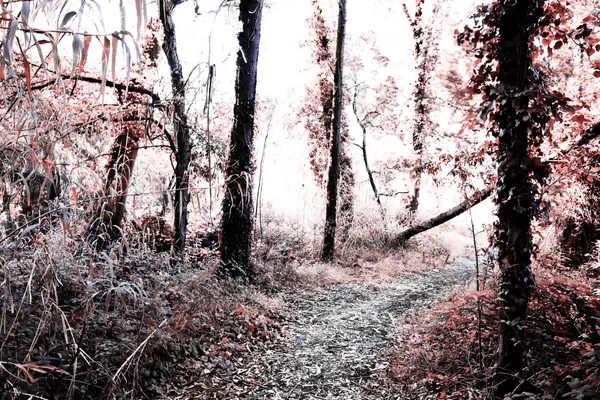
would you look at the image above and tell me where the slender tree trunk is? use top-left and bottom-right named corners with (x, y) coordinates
top-left (494, 0), bottom-right (542, 393)
top-left (160, 0), bottom-right (191, 259)
top-left (219, 0), bottom-right (263, 278)
top-left (304, 0), bottom-right (334, 186)
top-left (351, 87), bottom-right (385, 220)
top-left (362, 132), bottom-right (382, 210)
top-left (255, 104), bottom-right (275, 237)
top-left (322, 0), bottom-right (347, 261)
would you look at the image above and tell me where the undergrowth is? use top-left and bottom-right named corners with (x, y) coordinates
top-left (390, 267), bottom-right (600, 399)
top-left (0, 226), bottom-right (293, 400)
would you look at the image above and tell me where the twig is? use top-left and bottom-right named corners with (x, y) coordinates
top-left (466, 191), bottom-right (483, 371)
top-left (112, 318), bottom-right (168, 383)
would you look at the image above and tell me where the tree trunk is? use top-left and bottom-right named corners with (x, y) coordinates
top-left (494, 1), bottom-right (541, 393)
top-left (361, 132), bottom-right (382, 211)
top-left (396, 186), bottom-right (492, 245)
top-left (218, 0), bottom-right (263, 278)
top-left (322, 0), bottom-right (347, 262)
top-left (160, 0), bottom-right (191, 259)
top-left (338, 119), bottom-right (354, 242)
top-left (303, 0), bottom-right (334, 186)
top-left (351, 88), bottom-right (385, 220)
top-left (409, 67), bottom-right (425, 214)
top-left (406, 0), bottom-right (432, 215)
top-left (88, 122), bottom-right (141, 250)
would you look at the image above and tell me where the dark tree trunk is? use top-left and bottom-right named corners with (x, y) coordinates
top-left (395, 186), bottom-right (492, 246)
top-left (322, 0), bottom-right (347, 261)
top-left (218, 0), bottom-right (263, 278)
top-left (494, 0), bottom-right (542, 394)
top-left (160, 0), bottom-right (191, 259)
top-left (88, 123), bottom-right (141, 250)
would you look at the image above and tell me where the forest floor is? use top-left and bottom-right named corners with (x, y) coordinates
top-left (205, 260), bottom-right (476, 400)
top-left (0, 232), bottom-right (482, 400)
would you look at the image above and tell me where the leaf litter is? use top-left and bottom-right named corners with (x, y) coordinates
top-left (247, 261), bottom-right (475, 400)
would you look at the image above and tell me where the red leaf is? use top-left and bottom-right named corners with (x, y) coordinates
top-left (71, 186), bottom-right (78, 208)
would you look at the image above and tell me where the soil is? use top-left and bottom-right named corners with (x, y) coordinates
top-left (245, 261), bottom-right (475, 399)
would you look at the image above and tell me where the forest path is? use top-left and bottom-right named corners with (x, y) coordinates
top-left (253, 262), bottom-right (475, 399)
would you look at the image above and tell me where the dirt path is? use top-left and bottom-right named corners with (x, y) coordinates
top-left (253, 262), bottom-right (475, 399)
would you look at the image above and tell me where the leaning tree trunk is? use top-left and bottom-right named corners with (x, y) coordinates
top-left (218, 0), bottom-right (263, 278)
top-left (160, 0), bottom-right (191, 259)
top-left (322, 0), bottom-right (347, 261)
top-left (88, 119), bottom-right (143, 251)
top-left (494, 0), bottom-right (542, 393)
top-left (396, 186), bottom-right (492, 245)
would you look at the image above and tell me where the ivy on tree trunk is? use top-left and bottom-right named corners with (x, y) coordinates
top-left (404, 0), bottom-right (435, 215)
top-left (219, 0), bottom-right (263, 278)
top-left (494, 0), bottom-right (543, 394)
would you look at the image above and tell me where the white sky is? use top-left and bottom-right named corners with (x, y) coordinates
top-left (166, 0), bottom-right (491, 232)
top-left (19, 0), bottom-right (489, 234)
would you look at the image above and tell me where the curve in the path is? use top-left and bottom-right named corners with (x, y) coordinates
top-left (254, 262), bottom-right (474, 400)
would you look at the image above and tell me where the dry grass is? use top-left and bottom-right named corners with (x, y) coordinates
top-left (0, 188), bottom-right (487, 399)
top-left (387, 261), bottom-right (600, 399)
top-left (0, 222), bottom-right (294, 399)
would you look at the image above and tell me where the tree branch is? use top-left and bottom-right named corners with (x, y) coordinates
top-left (395, 186), bottom-right (493, 246)
top-left (29, 74), bottom-right (161, 106)
top-left (392, 120), bottom-right (600, 247)
top-left (560, 121), bottom-right (600, 156)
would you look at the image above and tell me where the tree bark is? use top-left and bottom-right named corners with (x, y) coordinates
top-left (322, 0), bottom-right (347, 262)
top-left (406, 0), bottom-right (433, 215)
top-left (218, 0), bottom-right (263, 278)
top-left (395, 186), bottom-right (492, 245)
top-left (88, 122), bottom-right (142, 250)
top-left (160, 0), bottom-right (191, 259)
top-left (494, 1), bottom-right (542, 393)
